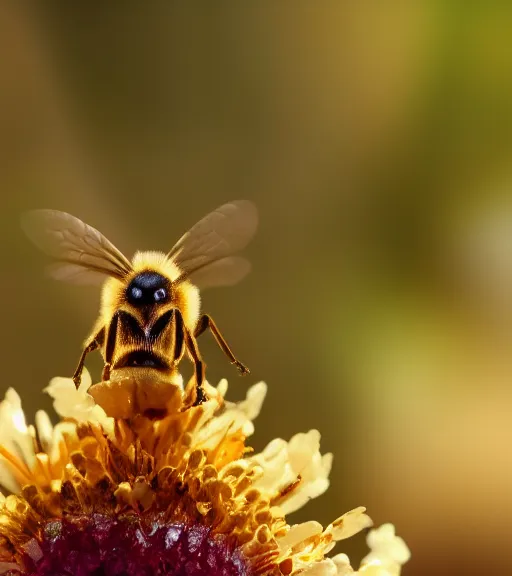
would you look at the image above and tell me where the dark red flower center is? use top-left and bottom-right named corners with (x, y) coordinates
top-left (23, 514), bottom-right (250, 576)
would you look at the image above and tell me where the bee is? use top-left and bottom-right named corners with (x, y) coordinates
top-left (22, 200), bottom-right (257, 406)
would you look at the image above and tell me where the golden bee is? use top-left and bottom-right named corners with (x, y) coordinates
top-left (22, 200), bottom-right (257, 408)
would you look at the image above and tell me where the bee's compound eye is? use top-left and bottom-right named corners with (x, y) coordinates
top-left (154, 288), bottom-right (167, 302)
top-left (131, 286), bottom-right (143, 299)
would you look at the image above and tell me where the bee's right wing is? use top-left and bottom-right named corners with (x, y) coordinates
top-left (21, 210), bottom-right (133, 284)
top-left (168, 200), bottom-right (258, 289)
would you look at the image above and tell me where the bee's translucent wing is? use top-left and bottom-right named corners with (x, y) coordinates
top-left (21, 209), bottom-right (132, 282)
top-left (187, 256), bottom-right (252, 289)
top-left (168, 200), bottom-right (257, 286)
top-left (45, 262), bottom-right (109, 286)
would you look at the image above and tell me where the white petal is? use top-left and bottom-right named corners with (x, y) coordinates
top-left (35, 410), bottom-right (54, 453)
top-left (44, 372), bottom-right (114, 435)
top-left (77, 367), bottom-right (92, 392)
top-left (358, 524), bottom-right (410, 575)
top-left (277, 521), bottom-right (324, 552)
top-left (300, 559), bottom-right (338, 576)
top-left (216, 378), bottom-right (228, 398)
top-left (46, 422), bottom-right (78, 464)
top-left (332, 554), bottom-right (354, 575)
top-left (0, 388), bottom-right (36, 469)
top-left (358, 559), bottom-right (397, 576)
top-left (195, 382), bottom-right (266, 449)
top-left (288, 430), bottom-right (321, 473)
top-left (364, 524), bottom-right (411, 565)
top-left (251, 429), bottom-right (333, 514)
top-left (0, 464), bottom-right (20, 494)
top-left (239, 381), bottom-right (267, 420)
top-left (326, 507), bottom-right (373, 541)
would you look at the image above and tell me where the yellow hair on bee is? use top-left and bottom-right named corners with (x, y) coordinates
top-left (99, 250), bottom-right (201, 332)
top-left (132, 251), bottom-right (182, 282)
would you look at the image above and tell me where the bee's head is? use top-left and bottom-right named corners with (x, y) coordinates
top-left (126, 271), bottom-right (171, 306)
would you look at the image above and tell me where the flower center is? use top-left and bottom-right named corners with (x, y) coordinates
top-left (24, 514), bottom-right (250, 576)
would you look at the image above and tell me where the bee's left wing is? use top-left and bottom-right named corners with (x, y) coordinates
top-left (21, 209), bottom-right (133, 284)
top-left (183, 256), bottom-right (252, 289)
top-left (168, 200), bottom-right (258, 289)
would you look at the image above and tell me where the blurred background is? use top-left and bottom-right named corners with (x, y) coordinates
top-left (1, 2), bottom-right (512, 574)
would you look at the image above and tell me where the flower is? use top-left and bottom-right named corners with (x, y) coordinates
top-left (0, 370), bottom-right (410, 575)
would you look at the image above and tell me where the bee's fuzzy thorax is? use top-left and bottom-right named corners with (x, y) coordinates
top-left (99, 250), bottom-right (201, 331)
top-left (131, 251), bottom-right (182, 281)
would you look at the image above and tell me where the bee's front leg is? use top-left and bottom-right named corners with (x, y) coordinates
top-left (194, 314), bottom-right (249, 375)
top-left (175, 309), bottom-right (206, 405)
top-left (102, 313), bottom-right (120, 382)
top-left (185, 332), bottom-right (206, 405)
top-left (72, 328), bottom-right (104, 388)
top-left (101, 364), bottom-right (112, 381)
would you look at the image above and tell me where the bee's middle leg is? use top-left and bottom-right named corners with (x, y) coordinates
top-left (72, 327), bottom-right (104, 388)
